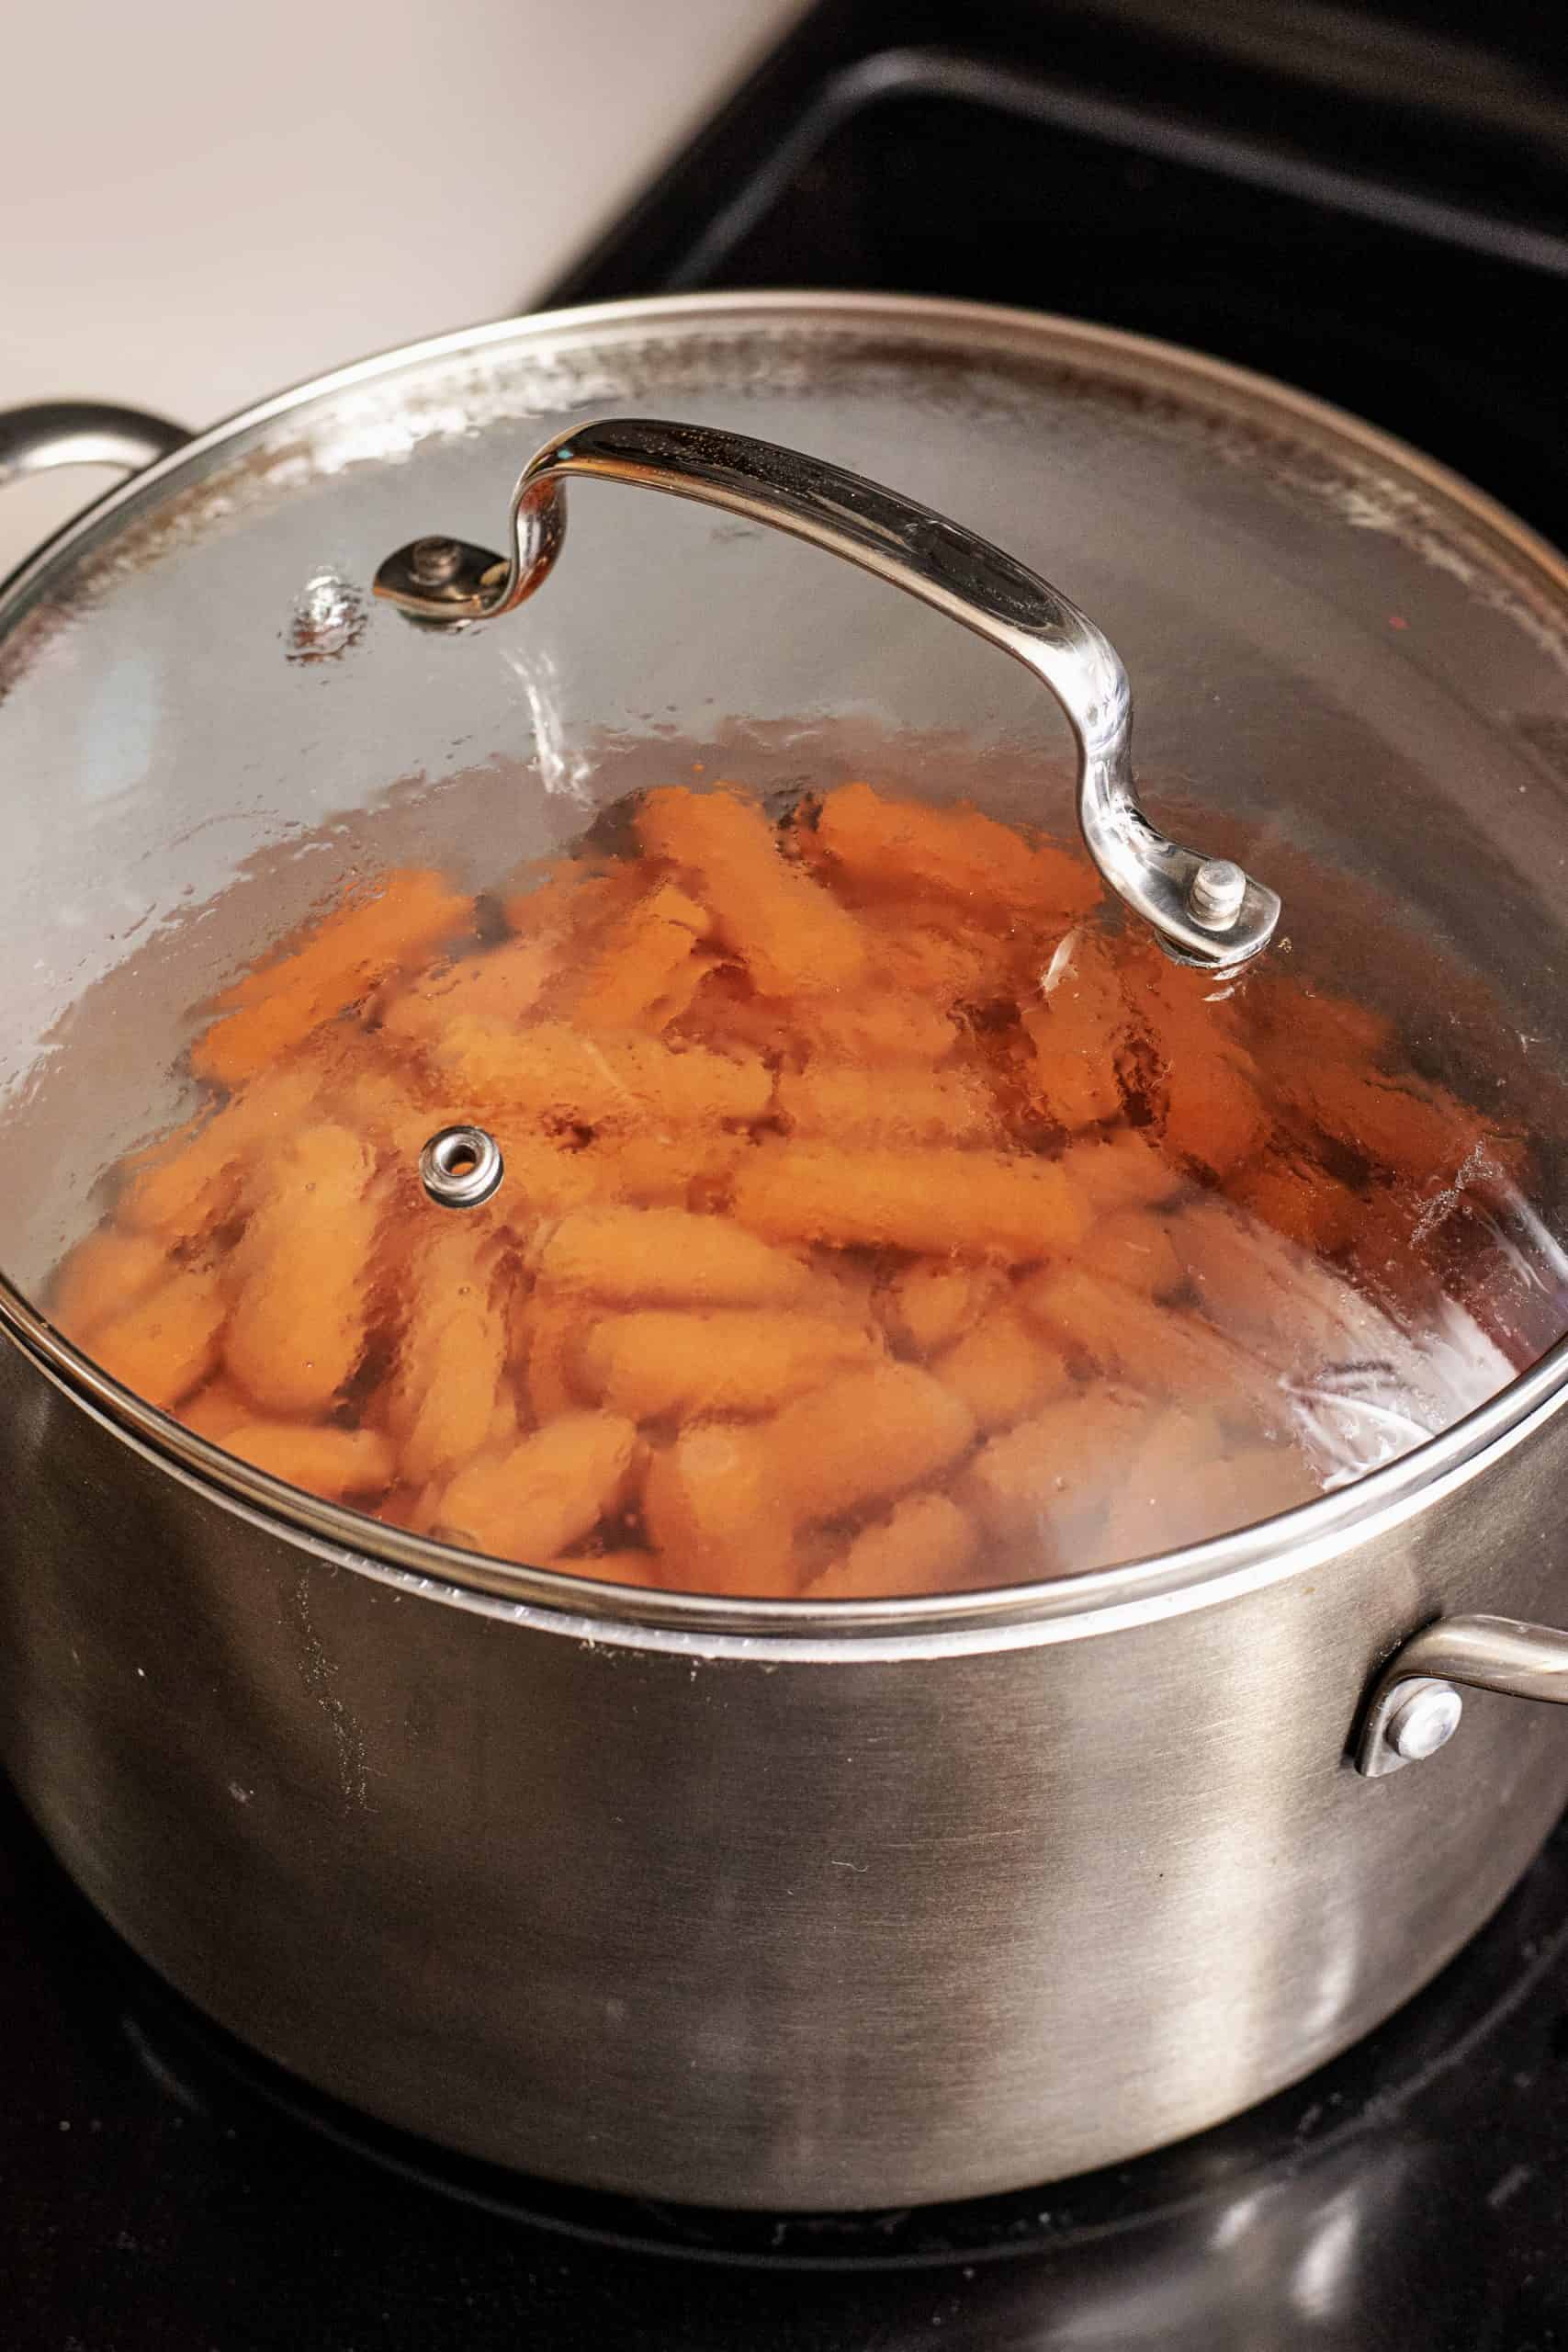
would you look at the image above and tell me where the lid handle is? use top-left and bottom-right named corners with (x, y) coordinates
top-left (374, 417), bottom-right (1279, 971)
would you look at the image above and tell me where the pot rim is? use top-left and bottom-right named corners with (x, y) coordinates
top-left (6, 287), bottom-right (1568, 1653)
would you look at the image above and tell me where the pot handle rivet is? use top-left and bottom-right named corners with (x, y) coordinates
top-left (1382, 1679), bottom-right (1464, 1765)
top-left (1354, 1615), bottom-right (1568, 1777)
top-left (372, 416), bottom-right (1280, 976)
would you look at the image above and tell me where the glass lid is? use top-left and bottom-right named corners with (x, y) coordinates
top-left (4, 294), bottom-right (1568, 1606)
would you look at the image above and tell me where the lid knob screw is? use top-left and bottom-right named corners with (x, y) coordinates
top-left (408, 536), bottom-right (465, 589)
top-left (1186, 857), bottom-right (1247, 932)
top-left (419, 1125), bottom-right (504, 1209)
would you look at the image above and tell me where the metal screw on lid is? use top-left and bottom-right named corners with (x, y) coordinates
top-left (1383, 1679), bottom-right (1464, 1763)
top-left (1185, 857), bottom-right (1247, 932)
top-left (408, 536), bottom-right (466, 589)
top-left (420, 1125), bottom-right (504, 1209)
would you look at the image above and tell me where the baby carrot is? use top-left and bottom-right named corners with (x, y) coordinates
top-left (812, 781), bottom-right (1098, 920)
top-left (577, 1307), bottom-right (878, 1421)
top-left (1076, 1208), bottom-right (1183, 1298)
top-left (807, 1493), bottom-right (980, 1599)
top-left (224, 1422), bottom-right (397, 1499)
top-left (641, 1424), bottom-right (797, 1595)
top-left (194, 868), bottom-right (473, 1086)
top-left (530, 1206), bottom-right (810, 1306)
top-left (88, 1266), bottom-right (227, 1409)
top-left (932, 1305), bottom-right (1072, 1432)
top-left (118, 1065), bottom-right (323, 1242)
top-left (878, 1261), bottom-right (1002, 1357)
top-left (961, 1386), bottom-right (1155, 1546)
top-left (774, 1063), bottom-right (998, 1148)
top-left (224, 1124), bottom-right (381, 1416)
top-left (568, 880), bottom-right (711, 1029)
top-left (178, 1377), bottom-right (255, 1442)
top-left (730, 1141), bottom-right (1089, 1260)
top-left (757, 1362), bottom-right (976, 1524)
top-left (637, 784), bottom-right (867, 998)
top-left (428, 1017), bottom-right (772, 1130)
top-left (50, 1228), bottom-right (170, 1340)
top-left (1019, 927), bottom-right (1129, 1129)
top-left (383, 1225), bottom-right (512, 1489)
top-left (433, 1411), bottom-right (640, 1562)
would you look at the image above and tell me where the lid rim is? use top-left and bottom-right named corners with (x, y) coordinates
top-left (7, 288), bottom-right (1568, 625)
top-left (6, 286), bottom-right (1568, 1645)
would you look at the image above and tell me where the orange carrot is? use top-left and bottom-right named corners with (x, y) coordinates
top-left (1168, 1198), bottom-right (1411, 1377)
top-left (796, 989), bottom-right (957, 1066)
top-left (1019, 1265), bottom-right (1284, 1429)
top-left (1225, 1150), bottom-right (1361, 1256)
top-left (961, 1386), bottom-right (1155, 1546)
top-left (933, 1306), bottom-right (1071, 1432)
top-left (1019, 927), bottom-right (1129, 1129)
top-left (51, 1228), bottom-right (170, 1340)
top-left (858, 918), bottom-right (996, 1004)
top-left (500, 857), bottom-right (645, 945)
top-left (487, 1382), bottom-right (521, 1452)
top-left (427, 1016), bottom-right (772, 1131)
top-left (224, 1422), bottom-right (397, 1498)
top-left (642, 1425), bottom-right (797, 1595)
top-left (383, 1224), bottom-right (511, 1488)
top-left (1277, 1061), bottom-right (1495, 1188)
top-left (518, 1291), bottom-right (590, 1421)
top-left (1250, 973), bottom-right (1396, 1069)
top-left (529, 1206), bottom-right (810, 1306)
top-left (774, 1063), bottom-right (998, 1148)
top-left (807, 1493), bottom-right (980, 1599)
top-left (1076, 1207), bottom-right (1182, 1298)
top-left (88, 1266), bottom-right (227, 1409)
top-left (730, 1141), bottom-right (1088, 1260)
top-left (1128, 952), bottom-right (1270, 1177)
top-left (878, 1261), bottom-right (1002, 1356)
top-left (1095, 1406), bottom-right (1233, 1562)
top-left (194, 868), bottom-right (473, 1086)
top-left (577, 1307), bottom-right (878, 1421)
top-left (432, 1411), bottom-right (640, 1562)
top-left (1100, 1417), bottom-right (1314, 1563)
top-left (1057, 1129), bottom-right (1181, 1216)
top-left (568, 880), bottom-right (711, 1029)
top-left (224, 1124), bottom-right (381, 1416)
top-left (118, 1065), bottom-right (323, 1242)
top-left (378, 933), bottom-right (559, 1046)
top-left (757, 1362), bottom-right (976, 1524)
top-left (178, 1377), bottom-right (255, 1442)
top-left (577, 1131), bottom-right (748, 1211)
top-left (637, 784), bottom-right (867, 998)
top-left (813, 781), bottom-right (1098, 920)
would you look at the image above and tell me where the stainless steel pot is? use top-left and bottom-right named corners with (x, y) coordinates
top-left (6, 295), bottom-right (1568, 2210)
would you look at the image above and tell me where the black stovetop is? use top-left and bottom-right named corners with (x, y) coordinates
top-left (549, 0), bottom-right (1568, 553)
top-left (13, 3), bottom-right (1568, 2344)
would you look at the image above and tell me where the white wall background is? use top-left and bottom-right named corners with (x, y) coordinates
top-left (1, 0), bottom-right (804, 571)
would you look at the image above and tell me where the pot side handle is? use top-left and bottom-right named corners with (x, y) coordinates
top-left (371, 413), bottom-right (1280, 975)
top-left (1355, 1614), bottom-right (1568, 1777)
top-left (0, 401), bottom-right (188, 492)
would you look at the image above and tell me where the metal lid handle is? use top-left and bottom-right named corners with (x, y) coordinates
top-left (374, 416), bottom-right (1279, 973)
